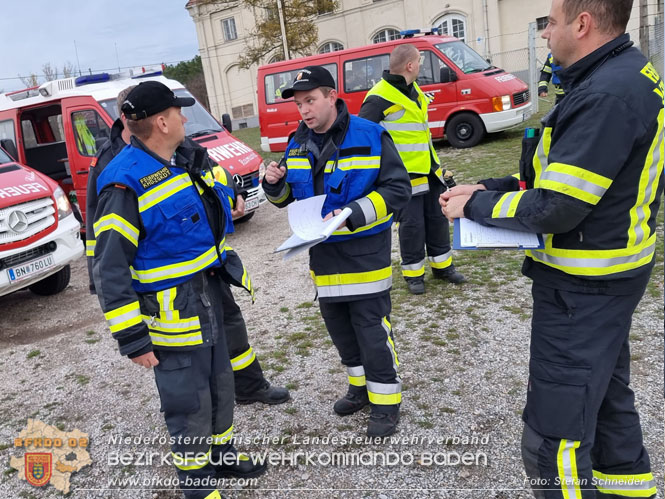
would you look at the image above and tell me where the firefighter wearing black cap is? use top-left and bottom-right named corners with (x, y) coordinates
top-left (86, 85), bottom-right (289, 406)
top-left (92, 81), bottom-right (266, 499)
top-left (441, 0), bottom-right (662, 496)
top-left (263, 66), bottom-right (411, 437)
top-left (359, 44), bottom-right (465, 295)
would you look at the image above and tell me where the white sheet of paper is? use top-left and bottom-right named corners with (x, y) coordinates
top-left (459, 218), bottom-right (541, 248)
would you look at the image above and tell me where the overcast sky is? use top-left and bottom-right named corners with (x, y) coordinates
top-left (0, 1), bottom-right (200, 91)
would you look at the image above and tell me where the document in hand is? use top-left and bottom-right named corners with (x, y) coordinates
top-left (453, 218), bottom-right (544, 250)
top-left (275, 195), bottom-right (353, 260)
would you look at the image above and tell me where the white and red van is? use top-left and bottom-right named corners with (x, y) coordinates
top-left (0, 69), bottom-right (267, 232)
top-left (258, 30), bottom-right (533, 151)
top-left (0, 144), bottom-right (83, 296)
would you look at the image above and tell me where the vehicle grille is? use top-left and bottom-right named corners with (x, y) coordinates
top-left (0, 196), bottom-right (56, 245)
top-left (513, 90), bottom-right (530, 106)
top-left (0, 242), bottom-right (54, 270)
top-left (233, 172), bottom-right (259, 192)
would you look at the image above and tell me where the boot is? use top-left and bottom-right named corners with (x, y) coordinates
top-left (215, 448), bottom-right (267, 479)
top-left (406, 278), bottom-right (425, 295)
top-left (236, 381), bottom-right (290, 405)
top-left (433, 265), bottom-right (466, 284)
top-left (333, 385), bottom-right (369, 415)
top-left (367, 406), bottom-right (400, 437)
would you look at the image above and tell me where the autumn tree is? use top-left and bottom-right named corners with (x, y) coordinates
top-left (163, 55), bottom-right (209, 109)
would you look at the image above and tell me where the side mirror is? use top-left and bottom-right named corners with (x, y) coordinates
top-left (439, 67), bottom-right (458, 83)
top-left (222, 113), bottom-right (233, 133)
top-left (486, 58), bottom-right (492, 65)
top-left (0, 139), bottom-right (18, 161)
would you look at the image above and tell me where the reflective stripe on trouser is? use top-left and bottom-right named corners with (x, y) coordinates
top-left (398, 180), bottom-right (451, 279)
top-left (520, 282), bottom-right (653, 499)
top-left (153, 274), bottom-right (235, 499)
top-left (319, 293), bottom-right (401, 407)
top-left (217, 277), bottom-right (265, 396)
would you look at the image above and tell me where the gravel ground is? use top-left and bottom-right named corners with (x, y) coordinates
top-left (0, 200), bottom-right (662, 499)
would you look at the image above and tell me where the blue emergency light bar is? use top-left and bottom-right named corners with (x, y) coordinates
top-left (75, 73), bottom-right (111, 86)
top-left (400, 27), bottom-right (441, 38)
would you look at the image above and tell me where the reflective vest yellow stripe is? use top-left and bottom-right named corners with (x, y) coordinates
top-left (130, 246), bottom-right (218, 284)
top-left (157, 287), bottom-right (179, 321)
top-left (591, 470), bottom-right (657, 497)
top-left (410, 176), bottom-right (429, 195)
top-left (366, 380), bottom-right (401, 405)
top-left (557, 440), bottom-right (582, 499)
top-left (330, 213), bottom-right (392, 237)
top-left (324, 156), bottom-right (381, 172)
top-left (93, 214), bottom-right (140, 247)
top-left (492, 190), bottom-right (527, 218)
top-left (150, 331), bottom-right (203, 347)
top-left (540, 163), bottom-right (612, 205)
top-left (85, 239), bottom-right (96, 257)
top-left (285, 157), bottom-right (311, 169)
top-left (365, 79), bottom-right (437, 175)
top-left (104, 301), bottom-right (142, 333)
top-left (314, 266), bottom-right (393, 298)
top-left (144, 316), bottom-right (201, 333)
top-left (138, 173), bottom-right (192, 212)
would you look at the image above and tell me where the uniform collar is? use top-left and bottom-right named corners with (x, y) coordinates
top-left (383, 72), bottom-right (416, 99)
top-left (557, 33), bottom-right (633, 92)
top-left (110, 118), bottom-right (127, 156)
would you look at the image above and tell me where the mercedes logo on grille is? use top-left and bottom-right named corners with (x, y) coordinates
top-left (8, 210), bottom-right (29, 233)
top-left (233, 174), bottom-right (244, 188)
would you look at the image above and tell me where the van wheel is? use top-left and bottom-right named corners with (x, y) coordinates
top-left (235, 212), bottom-right (255, 224)
top-left (29, 265), bottom-right (71, 296)
top-left (446, 113), bottom-right (485, 148)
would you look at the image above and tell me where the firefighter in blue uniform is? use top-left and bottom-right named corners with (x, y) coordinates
top-left (263, 66), bottom-right (411, 437)
top-left (441, 0), bottom-right (662, 497)
top-left (92, 81), bottom-right (266, 499)
top-left (539, 53), bottom-right (565, 104)
top-left (86, 86), bottom-right (289, 406)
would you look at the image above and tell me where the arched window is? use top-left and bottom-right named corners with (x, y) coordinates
top-left (318, 41), bottom-right (344, 54)
top-left (372, 28), bottom-right (401, 44)
top-left (434, 14), bottom-right (467, 43)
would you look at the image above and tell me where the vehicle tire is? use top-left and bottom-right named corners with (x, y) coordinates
top-left (446, 113), bottom-right (485, 148)
top-left (235, 211), bottom-right (255, 224)
top-left (29, 265), bottom-right (71, 296)
top-left (222, 113), bottom-right (232, 133)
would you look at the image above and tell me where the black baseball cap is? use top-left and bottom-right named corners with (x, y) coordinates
top-left (281, 66), bottom-right (336, 99)
top-left (121, 81), bottom-right (195, 120)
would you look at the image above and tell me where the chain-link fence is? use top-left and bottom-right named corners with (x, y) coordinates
top-left (485, 17), bottom-right (664, 115)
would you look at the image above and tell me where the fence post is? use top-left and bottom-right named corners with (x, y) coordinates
top-left (528, 22), bottom-right (539, 114)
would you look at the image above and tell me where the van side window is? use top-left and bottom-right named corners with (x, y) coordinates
top-left (343, 54), bottom-right (390, 93)
top-left (21, 120), bottom-right (38, 148)
top-left (265, 63), bottom-right (338, 105)
top-left (71, 110), bottom-right (110, 157)
top-left (0, 120), bottom-right (17, 145)
top-left (417, 51), bottom-right (451, 86)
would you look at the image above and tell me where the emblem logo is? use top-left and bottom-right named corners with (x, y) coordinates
top-left (25, 453), bottom-right (52, 487)
top-left (232, 174), bottom-right (244, 188)
top-left (8, 210), bottom-right (29, 233)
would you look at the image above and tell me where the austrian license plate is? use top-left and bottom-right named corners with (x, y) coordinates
top-left (7, 254), bottom-right (55, 283)
top-left (245, 197), bottom-right (259, 211)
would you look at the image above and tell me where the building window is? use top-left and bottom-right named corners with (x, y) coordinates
top-left (434, 14), bottom-right (467, 43)
top-left (536, 16), bottom-right (549, 30)
top-left (372, 28), bottom-right (401, 44)
top-left (231, 103), bottom-right (254, 119)
top-left (318, 41), bottom-right (344, 54)
top-left (222, 17), bottom-right (237, 41)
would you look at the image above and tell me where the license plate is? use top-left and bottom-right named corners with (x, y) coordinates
top-left (7, 254), bottom-right (55, 283)
top-left (245, 197), bottom-right (259, 211)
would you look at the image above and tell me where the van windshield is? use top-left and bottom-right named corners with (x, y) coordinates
top-left (0, 148), bottom-right (12, 164)
top-left (98, 88), bottom-right (223, 137)
top-left (435, 41), bottom-right (491, 74)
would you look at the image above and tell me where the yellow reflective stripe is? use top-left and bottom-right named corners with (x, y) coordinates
top-left (492, 192), bottom-right (512, 218)
top-left (512, 172), bottom-right (520, 180)
top-left (592, 470), bottom-right (657, 497)
top-left (410, 176), bottom-right (428, 188)
top-left (172, 447), bottom-right (210, 470)
top-left (204, 491), bottom-right (222, 499)
top-left (366, 380), bottom-right (401, 405)
top-left (314, 266), bottom-right (392, 286)
top-left (429, 256), bottom-right (452, 270)
top-left (230, 347), bottom-right (256, 371)
top-left (267, 183), bottom-right (291, 204)
top-left (157, 287), bottom-right (178, 321)
top-left (150, 331), bottom-right (203, 346)
top-left (212, 426), bottom-right (234, 445)
top-left (144, 315), bottom-right (201, 333)
top-left (628, 108), bottom-right (664, 247)
top-left (324, 156), bottom-right (381, 171)
top-left (382, 316), bottom-right (399, 368)
top-left (85, 239), bottom-right (96, 257)
top-left (533, 127), bottom-right (552, 187)
top-left (401, 258), bottom-right (425, 277)
top-left (285, 158), bottom-right (310, 169)
top-left (383, 104), bottom-right (402, 117)
top-left (348, 375), bottom-right (366, 386)
top-left (539, 179), bottom-right (601, 205)
top-left (368, 392), bottom-right (402, 404)
top-left (332, 213), bottom-right (392, 236)
top-left (492, 190), bottom-right (527, 218)
top-left (541, 162), bottom-right (612, 205)
top-left (137, 173), bottom-right (192, 213)
top-left (366, 191), bottom-right (387, 220)
top-left (131, 246), bottom-right (218, 284)
top-left (557, 440), bottom-right (582, 499)
top-left (93, 214), bottom-right (139, 246)
top-left (104, 301), bottom-right (143, 333)
top-left (212, 165), bottom-right (229, 185)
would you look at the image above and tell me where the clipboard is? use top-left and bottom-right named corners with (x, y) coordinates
top-left (453, 218), bottom-right (544, 250)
